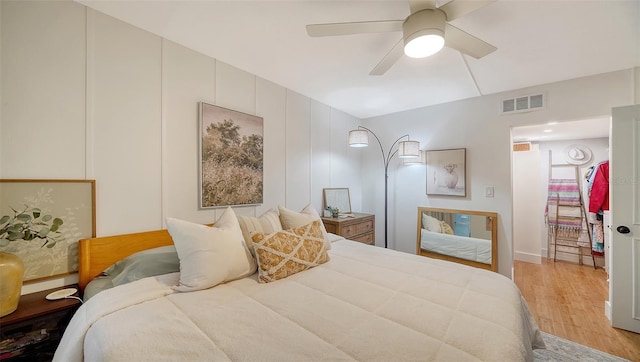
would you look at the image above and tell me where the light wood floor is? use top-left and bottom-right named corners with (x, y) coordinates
top-left (514, 259), bottom-right (640, 361)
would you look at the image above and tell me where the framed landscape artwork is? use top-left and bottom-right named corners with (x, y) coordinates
top-left (0, 179), bottom-right (96, 282)
top-left (199, 102), bottom-right (264, 208)
top-left (426, 148), bottom-right (466, 197)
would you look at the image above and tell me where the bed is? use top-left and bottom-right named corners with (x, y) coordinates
top-left (420, 229), bottom-right (493, 264)
top-left (55, 206), bottom-right (544, 361)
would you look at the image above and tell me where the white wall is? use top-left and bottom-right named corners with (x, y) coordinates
top-left (1, 1), bottom-right (86, 179)
top-left (513, 146), bottom-right (542, 264)
top-left (362, 69), bottom-right (635, 277)
top-left (0, 1), bottom-right (362, 293)
top-left (635, 67), bottom-right (640, 104)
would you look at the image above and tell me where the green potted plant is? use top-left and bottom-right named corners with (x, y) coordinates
top-left (0, 206), bottom-right (64, 316)
top-left (326, 206), bottom-right (340, 218)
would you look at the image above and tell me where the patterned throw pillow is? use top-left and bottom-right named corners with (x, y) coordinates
top-left (251, 220), bottom-right (329, 283)
top-left (441, 221), bottom-right (454, 235)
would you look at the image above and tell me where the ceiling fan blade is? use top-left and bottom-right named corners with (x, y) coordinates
top-left (369, 38), bottom-right (404, 76)
top-left (306, 20), bottom-right (402, 37)
top-left (444, 23), bottom-right (496, 59)
top-left (409, 0), bottom-right (436, 13)
top-left (438, 0), bottom-right (495, 21)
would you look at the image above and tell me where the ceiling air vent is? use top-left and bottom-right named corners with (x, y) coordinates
top-left (513, 142), bottom-right (532, 152)
top-left (502, 93), bottom-right (545, 114)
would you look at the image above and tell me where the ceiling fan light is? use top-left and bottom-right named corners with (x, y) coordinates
top-left (404, 34), bottom-right (444, 58)
top-left (402, 9), bottom-right (446, 58)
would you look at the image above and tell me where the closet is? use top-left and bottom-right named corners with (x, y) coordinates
top-left (512, 128), bottom-right (610, 267)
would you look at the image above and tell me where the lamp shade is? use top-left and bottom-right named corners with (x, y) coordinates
top-left (403, 150), bottom-right (425, 165)
top-left (402, 9), bottom-right (446, 58)
top-left (398, 140), bottom-right (420, 158)
top-left (349, 130), bottom-right (369, 147)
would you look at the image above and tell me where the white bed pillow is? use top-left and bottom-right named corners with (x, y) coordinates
top-left (237, 208), bottom-right (283, 254)
top-left (166, 207), bottom-right (256, 292)
top-left (278, 204), bottom-right (331, 249)
top-left (422, 214), bottom-right (442, 233)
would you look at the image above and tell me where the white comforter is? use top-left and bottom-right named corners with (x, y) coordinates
top-left (55, 239), bottom-right (544, 362)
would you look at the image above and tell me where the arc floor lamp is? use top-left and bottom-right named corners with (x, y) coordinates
top-left (349, 126), bottom-right (420, 248)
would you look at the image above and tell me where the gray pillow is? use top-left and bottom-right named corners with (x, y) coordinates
top-left (104, 245), bottom-right (179, 286)
top-left (84, 245), bottom-right (179, 301)
top-left (83, 277), bottom-right (115, 301)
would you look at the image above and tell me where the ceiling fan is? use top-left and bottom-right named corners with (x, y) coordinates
top-left (306, 0), bottom-right (497, 75)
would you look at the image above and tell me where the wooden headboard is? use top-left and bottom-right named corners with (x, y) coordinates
top-left (78, 229), bottom-right (175, 290)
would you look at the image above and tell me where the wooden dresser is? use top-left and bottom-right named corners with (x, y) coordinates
top-left (321, 213), bottom-right (375, 245)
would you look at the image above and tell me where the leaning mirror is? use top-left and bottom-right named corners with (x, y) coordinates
top-left (416, 207), bottom-right (498, 272)
top-left (323, 188), bottom-right (352, 214)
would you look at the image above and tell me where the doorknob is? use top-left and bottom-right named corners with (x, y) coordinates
top-left (616, 225), bottom-right (631, 234)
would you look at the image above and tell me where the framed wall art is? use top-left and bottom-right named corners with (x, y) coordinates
top-left (199, 102), bottom-right (264, 208)
top-left (0, 179), bottom-right (96, 282)
top-left (426, 148), bottom-right (466, 197)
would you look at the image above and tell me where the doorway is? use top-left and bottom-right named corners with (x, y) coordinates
top-left (511, 117), bottom-right (610, 267)
top-left (511, 117), bottom-right (611, 335)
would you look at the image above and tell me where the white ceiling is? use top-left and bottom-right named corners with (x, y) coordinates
top-left (511, 116), bottom-right (610, 143)
top-left (77, 0), bottom-right (639, 120)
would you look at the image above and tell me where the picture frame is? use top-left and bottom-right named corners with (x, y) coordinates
top-left (0, 179), bottom-right (96, 282)
top-left (426, 148), bottom-right (466, 197)
top-left (199, 102), bottom-right (264, 208)
top-left (322, 188), bottom-right (352, 214)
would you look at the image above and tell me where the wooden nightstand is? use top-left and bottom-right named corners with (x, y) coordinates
top-left (321, 213), bottom-right (375, 245)
top-left (0, 285), bottom-right (81, 361)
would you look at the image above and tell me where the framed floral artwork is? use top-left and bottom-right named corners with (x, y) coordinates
top-left (0, 179), bottom-right (96, 282)
top-left (426, 148), bottom-right (466, 197)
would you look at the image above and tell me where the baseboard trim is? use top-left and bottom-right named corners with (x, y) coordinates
top-left (604, 300), bottom-right (612, 321)
top-left (514, 251), bottom-right (542, 264)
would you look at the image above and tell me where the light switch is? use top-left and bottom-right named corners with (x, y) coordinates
top-left (485, 187), bottom-right (494, 198)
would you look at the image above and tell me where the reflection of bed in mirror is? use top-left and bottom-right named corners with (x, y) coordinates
top-left (416, 207), bottom-right (498, 272)
top-left (420, 231), bottom-right (492, 264)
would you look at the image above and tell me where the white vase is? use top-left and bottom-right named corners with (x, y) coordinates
top-left (445, 171), bottom-right (458, 189)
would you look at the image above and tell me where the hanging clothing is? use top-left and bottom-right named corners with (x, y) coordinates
top-left (585, 160), bottom-right (608, 257)
top-left (584, 166), bottom-right (595, 190)
top-left (591, 214), bottom-right (605, 255)
top-left (588, 161), bottom-right (609, 213)
top-left (586, 161), bottom-right (606, 197)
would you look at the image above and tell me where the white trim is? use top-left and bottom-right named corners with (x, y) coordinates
top-left (514, 251), bottom-right (541, 264)
top-left (85, 7), bottom-right (95, 180)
